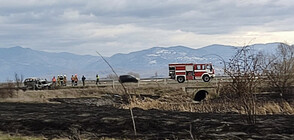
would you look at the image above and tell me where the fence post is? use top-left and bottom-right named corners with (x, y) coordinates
top-left (164, 78), bottom-right (167, 85)
top-left (112, 80), bottom-right (115, 88)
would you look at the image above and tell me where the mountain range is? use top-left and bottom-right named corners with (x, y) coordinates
top-left (0, 43), bottom-right (281, 82)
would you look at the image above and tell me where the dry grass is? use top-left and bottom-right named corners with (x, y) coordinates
top-left (123, 92), bottom-right (294, 115)
top-left (0, 132), bottom-right (44, 140)
top-left (0, 87), bottom-right (114, 103)
top-left (257, 101), bottom-right (294, 115)
top-left (0, 83), bottom-right (15, 99)
top-left (0, 84), bottom-right (293, 115)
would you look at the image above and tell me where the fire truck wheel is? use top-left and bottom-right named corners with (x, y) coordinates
top-left (177, 76), bottom-right (185, 83)
top-left (202, 75), bottom-right (210, 82)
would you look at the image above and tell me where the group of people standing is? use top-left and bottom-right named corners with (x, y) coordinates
top-left (71, 74), bottom-right (79, 86)
top-left (52, 74), bottom-right (100, 87)
top-left (52, 75), bottom-right (67, 86)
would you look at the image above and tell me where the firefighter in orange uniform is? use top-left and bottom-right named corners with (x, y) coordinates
top-left (74, 74), bottom-right (78, 86)
top-left (63, 75), bottom-right (67, 86)
top-left (52, 76), bottom-right (56, 87)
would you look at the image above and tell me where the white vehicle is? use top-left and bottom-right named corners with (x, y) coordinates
top-left (24, 77), bottom-right (52, 90)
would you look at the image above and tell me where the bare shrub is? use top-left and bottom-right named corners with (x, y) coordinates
top-left (262, 43), bottom-right (294, 97)
top-left (222, 45), bottom-right (265, 124)
top-left (14, 73), bottom-right (24, 89)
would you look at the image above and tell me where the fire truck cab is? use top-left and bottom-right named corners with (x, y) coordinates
top-left (169, 63), bottom-right (215, 83)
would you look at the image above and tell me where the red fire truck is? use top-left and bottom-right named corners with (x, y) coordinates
top-left (169, 63), bottom-right (215, 83)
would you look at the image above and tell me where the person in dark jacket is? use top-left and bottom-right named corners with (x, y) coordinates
top-left (71, 75), bottom-right (74, 86)
top-left (82, 75), bottom-right (86, 86)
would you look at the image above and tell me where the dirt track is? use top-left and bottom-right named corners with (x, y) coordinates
top-left (0, 96), bottom-right (293, 139)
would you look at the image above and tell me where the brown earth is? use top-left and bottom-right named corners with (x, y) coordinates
top-left (0, 95), bottom-right (293, 140)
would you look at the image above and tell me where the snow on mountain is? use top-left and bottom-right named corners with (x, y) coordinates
top-left (250, 42), bottom-right (281, 54)
top-left (0, 43), bottom-right (282, 82)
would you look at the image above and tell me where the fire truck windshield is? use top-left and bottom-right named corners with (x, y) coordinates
top-left (207, 64), bottom-right (213, 71)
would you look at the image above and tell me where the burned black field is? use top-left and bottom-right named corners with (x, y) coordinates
top-left (0, 91), bottom-right (293, 140)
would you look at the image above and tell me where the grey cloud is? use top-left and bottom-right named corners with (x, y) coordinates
top-left (1, 0), bottom-right (293, 32)
top-left (0, 0), bottom-right (293, 56)
top-left (80, 0), bottom-right (294, 34)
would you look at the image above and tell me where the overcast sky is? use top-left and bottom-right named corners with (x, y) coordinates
top-left (0, 0), bottom-right (293, 56)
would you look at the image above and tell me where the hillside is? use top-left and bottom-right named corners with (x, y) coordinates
top-left (0, 43), bottom-right (281, 82)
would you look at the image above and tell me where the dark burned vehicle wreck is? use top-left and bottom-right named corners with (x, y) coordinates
top-left (24, 77), bottom-right (52, 90)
